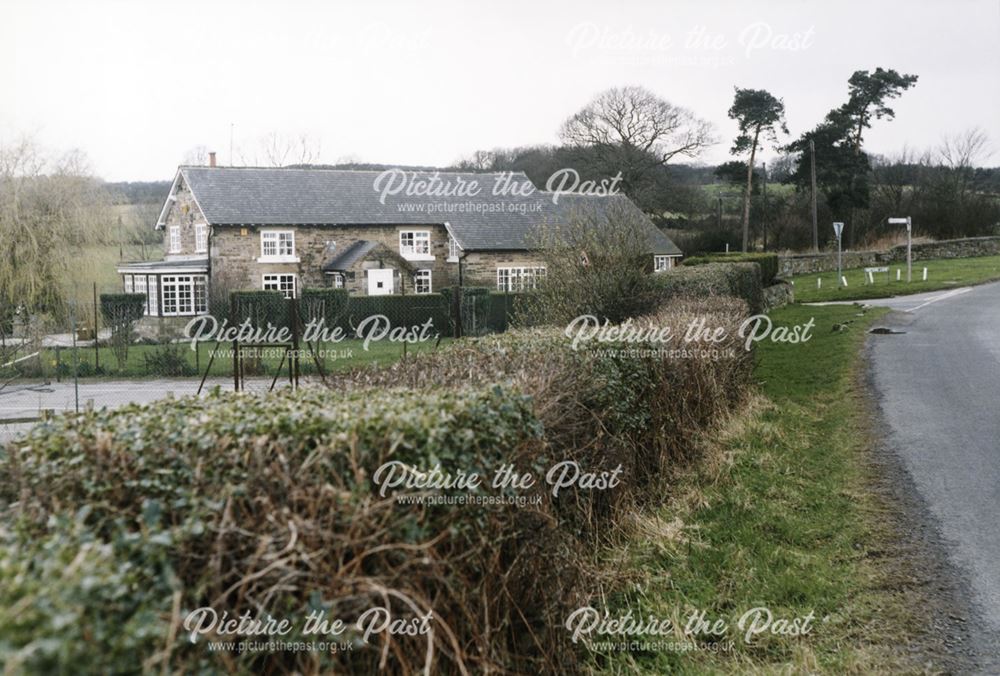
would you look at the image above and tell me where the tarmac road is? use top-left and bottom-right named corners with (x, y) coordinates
top-left (866, 282), bottom-right (1000, 670)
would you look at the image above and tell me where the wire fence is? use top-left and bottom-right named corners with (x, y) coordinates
top-left (0, 286), bottom-right (527, 439)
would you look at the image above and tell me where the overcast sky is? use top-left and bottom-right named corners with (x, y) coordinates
top-left (2, 0), bottom-right (998, 181)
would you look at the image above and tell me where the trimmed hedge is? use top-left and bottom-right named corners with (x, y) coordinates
top-left (683, 252), bottom-right (779, 284)
top-left (98, 293), bottom-right (147, 324)
top-left (341, 293), bottom-right (450, 336)
top-left (439, 288), bottom-right (530, 335)
top-left (653, 262), bottom-right (764, 314)
top-left (229, 290), bottom-right (287, 328)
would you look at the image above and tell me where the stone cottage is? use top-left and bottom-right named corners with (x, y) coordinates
top-left (116, 164), bottom-right (682, 322)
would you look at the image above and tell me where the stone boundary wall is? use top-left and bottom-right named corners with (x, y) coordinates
top-left (778, 236), bottom-right (1000, 277)
top-left (763, 281), bottom-right (794, 311)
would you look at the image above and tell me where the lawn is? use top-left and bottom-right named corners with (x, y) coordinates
top-left (21, 337), bottom-right (449, 380)
top-left (790, 254), bottom-right (1000, 302)
top-left (597, 303), bottom-right (921, 673)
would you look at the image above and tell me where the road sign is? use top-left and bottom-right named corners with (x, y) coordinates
top-left (833, 221), bottom-right (844, 239)
top-left (890, 217), bottom-right (913, 281)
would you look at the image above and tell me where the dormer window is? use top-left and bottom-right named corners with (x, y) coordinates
top-left (447, 233), bottom-right (461, 261)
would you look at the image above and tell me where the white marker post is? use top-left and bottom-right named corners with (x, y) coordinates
top-left (923, 267), bottom-right (928, 281)
top-left (889, 217), bottom-right (912, 282)
top-left (833, 222), bottom-right (844, 286)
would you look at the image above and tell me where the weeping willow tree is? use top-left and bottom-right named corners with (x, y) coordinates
top-left (0, 137), bottom-right (115, 322)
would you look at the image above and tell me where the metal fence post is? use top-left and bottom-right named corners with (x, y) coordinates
top-left (71, 302), bottom-right (79, 413)
top-left (93, 282), bottom-right (100, 371)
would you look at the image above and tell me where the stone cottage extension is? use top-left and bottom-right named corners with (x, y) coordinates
top-left (116, 165), bottom-right (682, 320)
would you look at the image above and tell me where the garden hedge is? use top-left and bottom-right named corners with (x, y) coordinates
top-left (0, 296), bottom-right (754, 673)
top-left (653, 261), bottom-right (764, 314)
top-left (682, 252), bottom-right (779, 284)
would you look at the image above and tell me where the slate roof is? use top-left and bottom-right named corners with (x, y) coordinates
top-left (177, 166), bottom-right (681, 255)
top-left (321, 240), bottom-right (376, 272)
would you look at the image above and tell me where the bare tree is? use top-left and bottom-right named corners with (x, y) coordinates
top-left (560, 86), bottom-right (713, 165)
top-left (182, 145), bottom-right (211, 165)
top-left (558, 86), bottom-right (713, 212)
top-left (238, 132), bottom-right (322, 167)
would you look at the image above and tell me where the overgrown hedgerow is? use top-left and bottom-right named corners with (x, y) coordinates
top-left (0, 295), bottom-right (754, 674)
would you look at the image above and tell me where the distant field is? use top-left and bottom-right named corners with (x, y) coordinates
top-left (790, 255), bottom-right (1000, 302)
top-left (66, 244), bottom-right (158, 317)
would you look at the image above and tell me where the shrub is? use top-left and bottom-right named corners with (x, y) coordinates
top-left (683, 252), bottom-right (779, 284)
top-left (142, 343), bottom-right (197, 376)
top-left (519, 199), bottom-right (664, 324)
top-left (99, 293), bottom-right (146, 369)
top-left (653, 262), bottom-right (764, 314)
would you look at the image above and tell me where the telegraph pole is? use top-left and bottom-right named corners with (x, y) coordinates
top-left (762, 162), bottom-right (768, 251)
top-left (810, 140), bottom-right (818, 252)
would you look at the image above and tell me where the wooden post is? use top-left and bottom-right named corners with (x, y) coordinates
top-left (810, 140), bottom-right (818, 252)
top-left (289, 297), bottom-right (300, 389)
top-left (451, 287), bottom-right (462, 339)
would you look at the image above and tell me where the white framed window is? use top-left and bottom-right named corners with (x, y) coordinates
top-left (124, 275), bottom-right (133, 293)
top-left (148, 276), bottom-right (159, 315)
top-left (161, 275), bottom-right (207, 316)
top-left (331, 273), bottom-right (344, 289)
top-left (194, 276), bottom-right (208, 313)
top-left (447, 233), bottom-right (460, 261)
top-left (496, 266), bottom-right (546, 292)
top-left (414, 269), bottom-right (432, 294)
top-left (195, 223), bottom-right (208, 253)
top-left (399, 230), bottom-right (431, 259)
top-left (168, 226), bottom-right (181, 253)
top-left (654, 255), bottom-right (674, 272)
top-left (260, 230), bottom-right (297, 262)
top-left (263, 273), bottom-right (296, 299)
top-left (134, 275), bottom-right (148, 314)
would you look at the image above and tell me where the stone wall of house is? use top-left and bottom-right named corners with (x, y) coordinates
top-left (161, 178), bottom-right (208, 258)
top-left (209, 223), bottom-right (459, 296)
top-left (461, 252), bottom-right (547, 289)
top-left (777, 236), bottom-right (1000, 277)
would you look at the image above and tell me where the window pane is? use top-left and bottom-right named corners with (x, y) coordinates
top-left (148, 277), bottom-right (159, 315)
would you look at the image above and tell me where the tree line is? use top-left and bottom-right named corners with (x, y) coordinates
top-left (455, 71), bottom-right (999, 254)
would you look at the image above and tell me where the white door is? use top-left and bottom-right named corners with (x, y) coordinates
top-left (367, 268), bottom-right (394, 296)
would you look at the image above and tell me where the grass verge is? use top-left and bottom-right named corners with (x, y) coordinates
top-left (790, 254), bottom-right (1000, 302)
top-left (593, 303), bottom-right (924, 674)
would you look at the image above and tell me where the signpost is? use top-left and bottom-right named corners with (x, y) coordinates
top-left (833, 222), bottom-right (844, 286)
top-left (889, 217), bottom-right (912, 282)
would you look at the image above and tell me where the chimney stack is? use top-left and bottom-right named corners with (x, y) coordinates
top-left (208, 151), bottom-right (217, 167)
